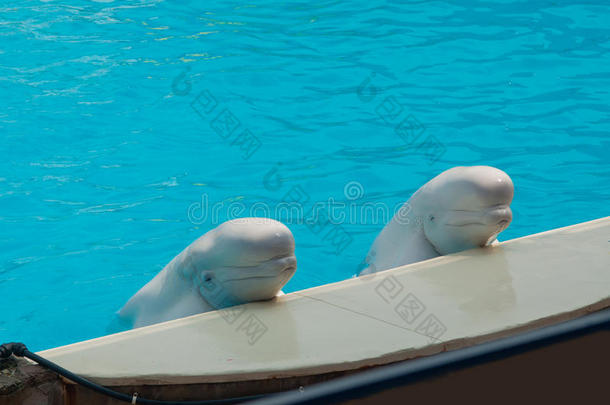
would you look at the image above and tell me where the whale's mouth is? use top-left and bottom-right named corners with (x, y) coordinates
top-left (224, 266), bottom-right (295, 282)
top-left (445, 205), bottom-right (512, 227)
top-left (496, 219), bottom-right (509, 228)
top-left (221, 256), bottom-right (297, 283)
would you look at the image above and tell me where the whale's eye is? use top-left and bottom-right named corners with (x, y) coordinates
top-left (429, 215), bottom-right (435, 222)
top-left (203, 274), bottom-right (213, 283)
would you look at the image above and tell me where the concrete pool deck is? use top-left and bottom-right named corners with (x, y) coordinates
top-left (34, 216), bottom-right (609, 393)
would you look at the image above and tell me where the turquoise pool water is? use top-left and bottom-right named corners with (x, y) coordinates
top-left (1, 1), bottom-right (609, 351)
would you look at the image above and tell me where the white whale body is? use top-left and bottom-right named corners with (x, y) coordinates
top-left (360, 166), bottom-right (514, 275)
top-left (118, 218), bottom-right (297, 328)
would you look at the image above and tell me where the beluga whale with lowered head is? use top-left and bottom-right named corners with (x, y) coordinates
top-left (118, 218), bottom-right (297, 328)
top-left (360, 166), bottom-right (514, 275)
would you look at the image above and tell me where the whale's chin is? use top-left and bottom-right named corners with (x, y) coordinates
top-left (430, 219), bottom-right (511, 254)
top-left (482, 219), bottom-right (510, 246)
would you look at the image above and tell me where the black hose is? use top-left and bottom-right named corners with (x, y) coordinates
top-left (0, 342), bottom-right (264, 404)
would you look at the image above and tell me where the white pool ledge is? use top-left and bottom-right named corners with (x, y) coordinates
top-left (39, 217), bottom-right (610, 386)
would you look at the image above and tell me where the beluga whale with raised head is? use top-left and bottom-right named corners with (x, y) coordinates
top-left (360, 166), bottom-right (514, 275)
top-left (118, 218), bottom-right (297, 328)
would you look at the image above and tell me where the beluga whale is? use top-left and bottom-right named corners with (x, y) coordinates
top-left (360, 166), bottom-right (514, 275)
top-left (118, 218), bottom-right (297, 328)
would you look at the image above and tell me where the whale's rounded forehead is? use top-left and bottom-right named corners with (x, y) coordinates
top-left (426, 166), bottom-right (514, 209)
top-left (218, 218), bottom-right (295, 251)
top-left (191, 218), bottom-right (295, 267)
